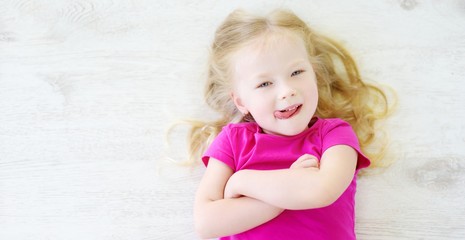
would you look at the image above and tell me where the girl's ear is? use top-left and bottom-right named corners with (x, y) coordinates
top-left (231, 92), bottom-right (248, 115)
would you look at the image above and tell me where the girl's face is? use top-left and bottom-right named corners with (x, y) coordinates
top-left (231, 33), bottom-right (318, 136)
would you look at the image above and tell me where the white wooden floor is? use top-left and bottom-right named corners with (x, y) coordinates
top-left (1, 1), bottom-right (464, 239)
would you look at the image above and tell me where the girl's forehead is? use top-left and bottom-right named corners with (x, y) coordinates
top-left (243, 30), bottom-right (303, 53)
top-left (231, 31), bottom-right (305, 66)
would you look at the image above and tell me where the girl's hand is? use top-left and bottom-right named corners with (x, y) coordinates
top-left (290, 154), bottom-right (319, 169)
top-left (224, 171), bottom-right (243, 199)
top-left (225, 154), bottom-right (319, 199)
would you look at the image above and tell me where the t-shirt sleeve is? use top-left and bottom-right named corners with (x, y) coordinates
top-left (202, 126), bottom-right (236, 171)
top-left (321, 119), bottom-right (370, 170)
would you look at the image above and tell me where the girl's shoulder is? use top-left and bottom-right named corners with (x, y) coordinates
top-left (317, 117), bottom-right (348, 124)
top-left (315, 117), bottom-right (352, 131)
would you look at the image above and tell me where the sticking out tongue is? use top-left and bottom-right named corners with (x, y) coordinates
top-left (274, 105), bottom-right (300, 119)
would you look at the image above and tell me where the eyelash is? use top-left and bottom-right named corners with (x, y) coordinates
top-left (256, 70), bottom-right (305, 88)
top-left (291, 69), bottom-right (304, 77)
top-left (258, 82), bottom-right (272, 88)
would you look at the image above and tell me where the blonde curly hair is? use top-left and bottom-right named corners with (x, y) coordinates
top-left (182, 9), bottom-right (394, 168)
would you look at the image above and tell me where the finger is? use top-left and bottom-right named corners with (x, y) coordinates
top-left (296, 154), bottom-right (311, 162)
top-left (290, 158), bottom-right (307, 169)
top-left (299, 159), bottom-right (319, 168)
top-left (298, 154), bottom-right (318, 161)
top-left (290, 160), bottom-right (300, 169)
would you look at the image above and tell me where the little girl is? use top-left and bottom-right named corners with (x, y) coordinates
top-left (187, 9), bottom-right (392, 239)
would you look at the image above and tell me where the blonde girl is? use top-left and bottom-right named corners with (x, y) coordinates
top-left (187, 9), bottom-right (392, 239)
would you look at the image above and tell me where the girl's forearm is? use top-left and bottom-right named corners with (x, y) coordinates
top-left (226, 168), bottom-right (331, 210)
top-left (227, 146), bottom-right (357, 210)
top-left (194, 196), bottom-right (283, 239)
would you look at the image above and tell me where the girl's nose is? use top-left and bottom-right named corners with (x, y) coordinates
top-left (279, 85), bottom-right (297, 100)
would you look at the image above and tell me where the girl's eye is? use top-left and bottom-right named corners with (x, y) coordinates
top-left (291, 70), bottom-right (304, 77)
top-left (258, 82), bottom-right (272, 88)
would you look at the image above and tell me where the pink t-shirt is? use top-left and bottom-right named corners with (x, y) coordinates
top-left (202, 117), bottom-right (370, 240)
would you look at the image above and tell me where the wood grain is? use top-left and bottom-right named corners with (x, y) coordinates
top-left (1, 0), bottom-right (464, 239)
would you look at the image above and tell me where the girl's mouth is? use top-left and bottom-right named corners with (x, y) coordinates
top-left (274, 104), bottom-right (302, 119)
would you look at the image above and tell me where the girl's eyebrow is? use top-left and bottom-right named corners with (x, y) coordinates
top-left (258, 59), bottom-right (307, 75)
top-left (288, 59), bottom-right (308, 67)
top-left (249, 59), bottom-right (309, 80)
top-left (253, 72), bottom-right (272, 80)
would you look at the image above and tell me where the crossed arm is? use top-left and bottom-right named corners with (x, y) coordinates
top-left (194, 145), bottom-right (358, 239)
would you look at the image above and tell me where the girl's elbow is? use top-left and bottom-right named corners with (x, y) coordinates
top-left (194, 216), bottom-right (216, 239)
top-left (316, 186), bottom-right (341, 207)
top-left (194, 209), bottom-right (224, 239)
top-left (194, 199), bottom-right (227, 239)
top-left (194, 223), bottom-right (209, 239)
top-left (289, 198), bottom-right (331, 210)
top-left (194, 207), bottom-right (208, 238)
top-left (317, 192), bottom-right (338, 208)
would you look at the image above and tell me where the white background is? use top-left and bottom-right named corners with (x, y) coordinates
top-left (1, 0), bottom-right (464, 239)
